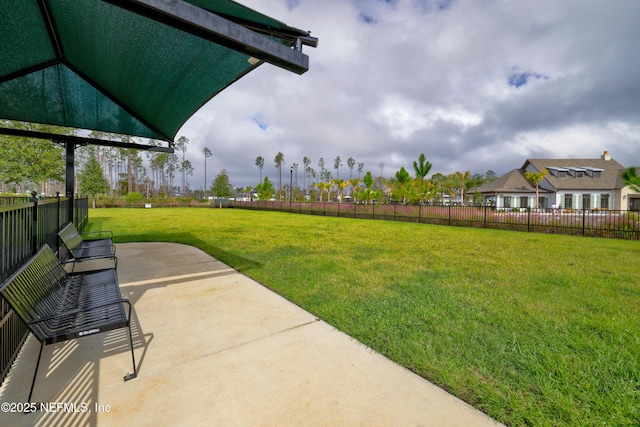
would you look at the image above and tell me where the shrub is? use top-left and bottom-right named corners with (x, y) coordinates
top-left (124, 191), bottom-right (144, 204)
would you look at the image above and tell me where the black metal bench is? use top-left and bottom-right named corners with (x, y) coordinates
top-left (58, 222), bottom-right (117, 271)
top-left (0, 244), bottom-right (136, 403)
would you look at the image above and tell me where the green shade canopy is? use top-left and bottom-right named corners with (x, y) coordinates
top-left (0, 0), bottom-right (315, 144)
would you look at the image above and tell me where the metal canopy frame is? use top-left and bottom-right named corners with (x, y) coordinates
top-left (1, 0), bottom-right (316, 148)
top-left (0, 0), bottom-right (316, 223)
top-left (104, 0), bottom-right (315, 76)
top-left (0, 127), bottom-right (174, 153)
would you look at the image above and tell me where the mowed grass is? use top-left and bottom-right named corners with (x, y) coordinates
top-left (88, 207), bottom-right (640, 426)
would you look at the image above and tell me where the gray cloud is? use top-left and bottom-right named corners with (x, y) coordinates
top-left (178, 0), bottom-right (640, 191)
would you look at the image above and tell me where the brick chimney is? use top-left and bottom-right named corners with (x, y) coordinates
top-left (601, 150), bottom-right (611, 161)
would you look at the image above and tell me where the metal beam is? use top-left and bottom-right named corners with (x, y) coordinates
top-left (0, 127), bottom-right (174, 153)
top-left (103, 0), bottom-right (311, 74)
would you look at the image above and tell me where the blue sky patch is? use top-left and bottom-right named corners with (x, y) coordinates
top-left (285, 0), bottom-right (300, 10)
top-left (435, 0), bottom-right (455, 11)
top-left (251, 114), bottom-right (268, 130)
top-left (412, 0), bottom-right (455, 14)
top-left (359, 13), bottom-right (377, 23)
top-left (508, 70), bottom-right (548, 88)
top-left (355, 0), bottom-right (398, 24)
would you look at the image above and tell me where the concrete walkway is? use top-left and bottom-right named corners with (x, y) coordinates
top-left (0, 242), bottom-right (503, 426)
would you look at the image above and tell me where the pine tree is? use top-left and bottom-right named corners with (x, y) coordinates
top-left (79, 150), bottom-right (108, 208)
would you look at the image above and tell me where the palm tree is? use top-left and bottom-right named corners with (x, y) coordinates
top-left (303, 156), bottom-right (311, 193)
top-left (315, 181), bottom-right (329, 201)
top-left (334, 156), bottom-right (342, 179)
top-left (413, 153), bottom-right (432, 181)
top-left (347, 157), bottom-right (355, 179)
top-left (452, 170), bottom-right (471, 205)
top-left (524, 169), bottom-right (548, 208)
top-left (331, 178), bottom-right (348, 202)
top-left (203, 147), bottom-right (212, 198)
top-left (348, 177), bottom-right (361, 198)
top-left (622, 167), bottom-right (640, 193)
top-left (392, 167), bottom-right (412, 204)
top-left (274, 152), bottom-right (285, 199)
top-left (413, 153), bottom-right (433, 204)
top-left (255, 156), bottom-right (264, 181)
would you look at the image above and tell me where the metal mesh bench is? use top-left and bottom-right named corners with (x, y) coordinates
top-left (0, 244), bottom-right (136, 403)
top-left (58, 222), bottom-right (117, 270)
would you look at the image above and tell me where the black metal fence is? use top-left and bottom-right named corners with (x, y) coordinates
top-left (229, 200), bottom-right (640, 240)
top-left (0, 195), bottom-right (88, 385)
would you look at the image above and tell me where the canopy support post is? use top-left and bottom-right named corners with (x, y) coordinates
top-left (65, 142), bottom-right (75, 225)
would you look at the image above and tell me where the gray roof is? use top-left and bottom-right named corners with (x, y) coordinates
top-left (477, 169), bottom-right (548, 194)
top-left (524, 157), bottom-right (625, 190)
top-left (478, 155), bottom-right (629, 194)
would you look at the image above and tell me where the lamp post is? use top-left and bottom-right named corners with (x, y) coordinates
top-left (290, 165), bottom-right (294, 212)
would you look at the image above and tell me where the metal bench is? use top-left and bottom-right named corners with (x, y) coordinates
top-left (0, 244), bottom-right (137, 403)
top-left (58, 222), bottom-right (117, 271)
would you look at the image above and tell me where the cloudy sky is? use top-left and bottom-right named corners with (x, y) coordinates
top-left (178, 0), bottom-right (640, 191)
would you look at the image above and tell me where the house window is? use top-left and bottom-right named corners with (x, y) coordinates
top-left (504, 196), bottom-right (512, 208)
top-left (558, 171), bottom-right (567, 178)
top-left (593, 171), bottom-right (601, 178)
top-left (576, 171), bottom-right (584, 178)
top-left (520, 196), bottom-right (528, 208)
top-left (600, 194), bottom-right (610, 209)
top-left (538, 197), bottom-right (548, 209)
top-left (564, 194), bottom-right (573, 209)
top-left (582, 194), bottom-right (591, 210)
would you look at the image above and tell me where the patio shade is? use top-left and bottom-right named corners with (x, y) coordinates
top-left (0, 0), bottom-right (315, 144)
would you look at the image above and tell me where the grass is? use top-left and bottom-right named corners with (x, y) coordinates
top-left (88, 207), bottom-right (640, 426)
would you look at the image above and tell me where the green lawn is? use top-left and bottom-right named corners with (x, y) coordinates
top-left (88, 207), bottom-right (640, 426)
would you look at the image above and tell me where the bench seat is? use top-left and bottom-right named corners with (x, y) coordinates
top-left (58, 222), bottom-right (117, 270)
top-left (0, 244), bottom-right (136, 403)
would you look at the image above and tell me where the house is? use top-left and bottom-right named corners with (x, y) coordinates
top-left (477, 151), bottom-right (640, 210)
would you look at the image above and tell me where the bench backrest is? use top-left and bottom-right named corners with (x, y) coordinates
top-left (0, 245), bottom-right (70, 341)
top-left (58, 223), bottom-right (84, 253)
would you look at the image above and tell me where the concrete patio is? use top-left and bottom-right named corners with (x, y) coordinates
top-left (0, 242), bottom-right (502, 426)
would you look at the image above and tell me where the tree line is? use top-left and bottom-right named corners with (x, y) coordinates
top-left (0, 121), bottom-right (214, 201)
top-left (0, 120), bottom-right (497, 206)
top-left (5, 119), bottom-right (637, 205)
top-left (250, 152), bottom-right (498, 205)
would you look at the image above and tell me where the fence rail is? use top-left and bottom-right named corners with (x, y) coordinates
top-left (229, 200), bottom-right (640, 240)
top-left (0, 195), bottom-right (88, 386)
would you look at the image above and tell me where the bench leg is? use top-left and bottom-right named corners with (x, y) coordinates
top-left (124, 302), bottom-right (137, 381)
top-left (28, 342), bottom-right (45, 403)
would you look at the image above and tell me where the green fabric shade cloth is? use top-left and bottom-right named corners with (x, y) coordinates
top-left (0, 0), bottom-right (313, 142)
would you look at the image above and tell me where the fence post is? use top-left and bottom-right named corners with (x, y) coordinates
top-left (55, 192), bottom-right (60, 228)
top-left (582, 209), bottom-right (586, 236)
top-left (30, 191), bottom-right (38, 255)
top-left (527, 208), bottom-right (531, 233)
top-left (448, 204), bottom-right (452, 226)
top-left (56, 192), bottom-right (61, 243)
top-left (484, 205), bottom-right (487, 228)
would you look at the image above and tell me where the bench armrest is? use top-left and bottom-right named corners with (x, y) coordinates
top-left (81, 230), bottom-right (114, 239)
top-left (27, 298), bottom-right (132, 325)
